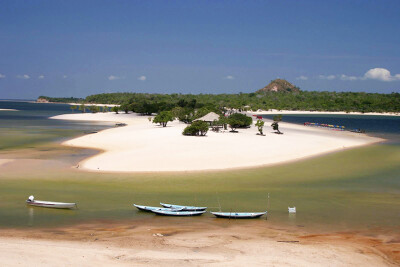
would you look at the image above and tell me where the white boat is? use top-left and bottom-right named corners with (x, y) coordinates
top-left (288, 207), bottom-right (296, 213)
top-left (211, 211), bottom-right (267, 219)
top-left (26, 195), bottom-right (77, 209)
top-left (160, 203), bottom-right (207, 211)
top-left (151, 209), bottom-right (206, 216)
top-left (133, 204), bottom-right (182, 212)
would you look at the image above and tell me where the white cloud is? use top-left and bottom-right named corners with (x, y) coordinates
top-left (296, 75), bottom-right (308, 80)
top-left (318, 75), bottom-right (335, 80)
top-left (63, 75), bottom-right (67, 79)
top-left (38, 75), bottom-right (45, 79)
top-left (340, 74), bottom-right (358, 81)
top-left (0, 74), bottom-right (5, 78)
top-left (17, 74), bottom-right (30, 79)
top-left (138, 75), bottom-right (146, 81)
top-left (224, 75), bottom-right (234, 80)
top-left (108, 75), bottom-right (121, 80)
top-left (363, 68), bottom-right (400, 82)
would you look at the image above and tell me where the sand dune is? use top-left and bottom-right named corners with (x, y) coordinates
top-left (51, 112), bottom-right (382, 172)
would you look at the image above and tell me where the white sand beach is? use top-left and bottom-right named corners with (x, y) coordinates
top-left (0, 108), bottom-right (17, 111)
top-left (51, 112), bottom-right (383, 172)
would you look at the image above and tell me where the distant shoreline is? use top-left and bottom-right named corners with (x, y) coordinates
top-left (35, 100), bottom-right (120, 107)
top-left (250, 109), bottom-right (400, 117)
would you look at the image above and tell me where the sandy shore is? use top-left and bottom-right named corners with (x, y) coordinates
top-left (0, 221), bottom-right (396, 266)
top-left (51, 112), bottom-right (383, 172)
top-left (0, 108), bottom-right (17, 111)
top-left (0, 159), bottom-right (14, 167)
top-left (250, 109), bottom-right (400, 116)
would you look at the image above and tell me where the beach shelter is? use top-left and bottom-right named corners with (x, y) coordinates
top-left (194, 112), bottom-right (220, 125)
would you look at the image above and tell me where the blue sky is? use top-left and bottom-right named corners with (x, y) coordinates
top-left (0, 0), bottom-right (399, 99)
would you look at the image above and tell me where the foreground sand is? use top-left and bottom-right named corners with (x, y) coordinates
top-left (0, 220), bottom-right (396, 266)
top-left (51, 112), bottom-right (383, 172)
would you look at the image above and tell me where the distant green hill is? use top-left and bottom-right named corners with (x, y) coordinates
top-left (256, 79), bottom-right (300, 93)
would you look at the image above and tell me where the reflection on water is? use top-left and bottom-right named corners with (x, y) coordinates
top-left (28, 207), bottom-right (34, 227)
top-left (288, 213), bottom-right (296, 221)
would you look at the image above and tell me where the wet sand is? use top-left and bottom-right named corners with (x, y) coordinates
top-left (0, 219), bottom-right (398, 266)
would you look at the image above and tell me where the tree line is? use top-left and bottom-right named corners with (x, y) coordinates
top-left (39, 90), bottom-right (400, 114)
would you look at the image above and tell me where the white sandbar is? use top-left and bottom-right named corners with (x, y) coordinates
top-left (51, 112), bottom-right (383, 172)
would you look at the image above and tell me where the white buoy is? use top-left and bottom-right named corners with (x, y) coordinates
top-left (288, 207), bottom-right (296, 213)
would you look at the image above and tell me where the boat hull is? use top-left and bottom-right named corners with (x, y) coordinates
top-left (211, 211), bottom-right (266, 219)
top-left (26, 200), bottom-right (76, 209)
top-left (152, 210), bottom-right (206, 216)
top-left (160, 203), bottom-right (207, 211)
top-left (133, 204), bottom-right (182, 212)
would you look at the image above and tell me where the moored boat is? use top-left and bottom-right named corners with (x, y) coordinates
top-left (151, 209), bottom-right (206, 216)
top-left (26, 196), bottom-right (77, 209)
top-left (133, 204), bottom-right (182, 212)
top-left (211, 211), bottom-right (267, 219)
top-left (160, 202), bottom-right (207, 211)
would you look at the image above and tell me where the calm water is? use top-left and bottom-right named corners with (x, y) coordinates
top-left (0, 101), bottom-right (113, 149)
top-left (262, 113), bottom-right (400, 142)
top-left (0, 102), bottom-right (399, 235)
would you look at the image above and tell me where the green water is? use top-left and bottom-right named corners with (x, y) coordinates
top-left (0, 102), bottom-right (399, 234)
top-left (0, 143), bottom-right (399, 233)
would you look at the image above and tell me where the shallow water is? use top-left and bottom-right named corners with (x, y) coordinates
top-left (0, 102), bottom-right (399, 236)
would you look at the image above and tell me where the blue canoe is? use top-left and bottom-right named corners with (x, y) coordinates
top-left (160, 203), bottom-right (207, 211)
top-left (133, 204), bottom-right (183, 212)
top-left (151, 209), bottom-right (206, 216)
top-left (211, 211), bottom-right (267, 219)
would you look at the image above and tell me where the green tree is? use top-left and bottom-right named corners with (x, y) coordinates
top-left (88, 105), bottom-right (100, 113)
top-left (120, 103), bottom-right (130, 114)
top-left (171, 106), bottom-right (186, 120)
top-left (255, 119), bottom-right (265, 135)
top-left (271, 115), bottom-right (283, 134)
top-left (79, 104), bottom-right (86, 113)
top-left (227, 113), bottom-right (252, 132)
top-left (217, 115), bottom-right (228, 130)
top-left (182, 121), bottom-right (209, 136)
top-left (70, 105), bottom-right (77, 113)
top-left (153, 111), bottom-right (173, 127)
top-left (112, 106), bottom-right (119, 114)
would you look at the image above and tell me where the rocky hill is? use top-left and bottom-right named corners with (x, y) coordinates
top-left (256, 79), bottom-right (300, 93)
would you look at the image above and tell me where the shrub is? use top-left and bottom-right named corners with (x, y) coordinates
top-left (182, 121), bottom-right (209, 136)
